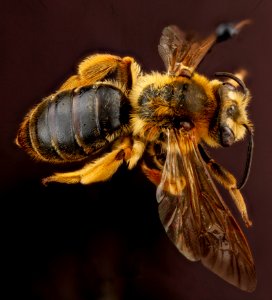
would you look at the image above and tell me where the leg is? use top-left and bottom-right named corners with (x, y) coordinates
top-left (58, 75), bottom-right (81, 91)
top-left (59, 54), bottom-right (140, 92)
top-left (141, 162), bottom-right (186, 196)
top-left (43, 138), bottom-right (132, 185)
top-left (141, 162), bottom-right (162, 186)
top-left (199, 144), bottom-right (252, 227)
top-left (127, 139), bottom-right (145, 170)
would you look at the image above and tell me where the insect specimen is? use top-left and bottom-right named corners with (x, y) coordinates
top-left (16, 20), bottom-right (256, 291)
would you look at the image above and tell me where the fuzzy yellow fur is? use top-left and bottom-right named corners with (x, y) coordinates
top-left (59, 54), bottom-right (141, 92)
top-left (42, 137), bottom-right (133, 185)
top-left (130, 72), bottom-right (217, 143)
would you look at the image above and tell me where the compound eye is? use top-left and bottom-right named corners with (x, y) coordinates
top-left (227, 104), bottom-right (238, 117)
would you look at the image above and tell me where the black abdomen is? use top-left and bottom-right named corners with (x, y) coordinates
top-left (17, 85), bottom-right (131, 162)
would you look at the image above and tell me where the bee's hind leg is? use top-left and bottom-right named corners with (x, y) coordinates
top-left (42, 138), bottom-right (133, 185)
top-left (198, 144), bottom-right (252, 227)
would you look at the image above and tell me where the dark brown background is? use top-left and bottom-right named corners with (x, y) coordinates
top-left (2, 0), bottom-right (272, 299)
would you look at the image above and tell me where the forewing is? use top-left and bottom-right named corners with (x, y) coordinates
top-left (156, 130), bottom-right (256, 292)
top-left (158, 25), bottom-right (217, 75)
top-left (158, 25), bottom-right (189, 75)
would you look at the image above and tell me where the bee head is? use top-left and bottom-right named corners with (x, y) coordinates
top-left (209, 71), bottom-right (252, 147)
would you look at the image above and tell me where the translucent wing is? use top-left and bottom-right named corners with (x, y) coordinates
top-left (156, 129), bottom-right (256, 292)
top-left (158, 21), bottom-right (251, 76)
top-left (158, 25), bottom-right (216, 76)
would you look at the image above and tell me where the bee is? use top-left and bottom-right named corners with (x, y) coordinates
top-left (16, 20), bottom-right (256, 291)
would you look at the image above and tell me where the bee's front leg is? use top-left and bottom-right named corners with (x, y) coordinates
top-left (198, 144), bottom-right (252, 227)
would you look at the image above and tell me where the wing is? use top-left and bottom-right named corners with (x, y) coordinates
top-left (156, 129), bottom-right (256, 292)
top-left (158, 25), bottom-right (216, 76)
top-left (158, 20), bottom-right (251, 76)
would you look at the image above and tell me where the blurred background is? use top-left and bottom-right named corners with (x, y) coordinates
top-left (1, 0), bottom-right (271, 299)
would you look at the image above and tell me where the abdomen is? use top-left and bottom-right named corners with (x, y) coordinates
top-left (17, 84), bottom-right (131, 163)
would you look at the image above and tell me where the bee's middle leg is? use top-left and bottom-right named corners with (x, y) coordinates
top-left (141, 162), bottom-right (186, 196)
